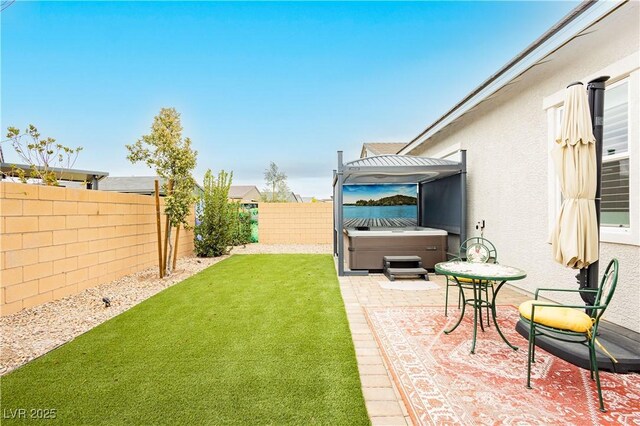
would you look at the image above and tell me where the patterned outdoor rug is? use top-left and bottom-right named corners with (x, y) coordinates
top-left (365, 306), bottom-right (640, 426)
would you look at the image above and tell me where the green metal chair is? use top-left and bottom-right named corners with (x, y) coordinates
top-left (444, 237), bottom-right (498, 324)
top-left (519, 258), bottom-right (619, 412)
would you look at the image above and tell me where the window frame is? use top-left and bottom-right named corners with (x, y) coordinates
top-left (600, 78), bottom-right (630, 230)
top-left (544, 55), bottom-right (639, 246)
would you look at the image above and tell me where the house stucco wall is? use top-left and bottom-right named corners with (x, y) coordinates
top-left (408, 3), bottom-right (640, 332)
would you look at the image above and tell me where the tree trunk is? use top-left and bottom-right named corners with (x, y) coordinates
top-left (172, 224), bottom-right (180, 270)
top-left (163, 180), bottom-right (174, 276)
top-left (166, 227), bottom-right (173, 275)
top-left (154, 180), bottom-right (164, 278)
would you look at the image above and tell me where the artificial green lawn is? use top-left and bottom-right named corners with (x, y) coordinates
top-left (1, 254), bottom-right (369, 425)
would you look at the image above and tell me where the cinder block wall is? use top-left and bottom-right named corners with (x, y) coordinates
top-left (0, 182), bottom-right (194, 316)
top-left (258, 203), bottom-right (333, 244)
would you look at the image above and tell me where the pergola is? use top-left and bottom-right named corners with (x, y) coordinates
top-left (332, 151), bottom-right (467, 276)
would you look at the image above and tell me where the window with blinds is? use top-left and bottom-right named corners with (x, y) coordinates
top-left (601, 81), bottom-right (629, 227)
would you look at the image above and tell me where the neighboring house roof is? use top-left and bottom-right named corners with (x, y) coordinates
top-left (228, 185), bottom-right (261, 199)
top-left (360, 142), bottom-right (407, 158)
top-left (398, 1), bottom-right (624, 155)
top-left (100, 176), bottom-right (204, 196)
top-left (0, 162), bottom-right (108, 185)
top-left (100, 176), bottom-right (163, 194)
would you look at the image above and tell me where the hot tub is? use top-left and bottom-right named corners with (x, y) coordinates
top-left (344, 226), bottom-right (448, 271)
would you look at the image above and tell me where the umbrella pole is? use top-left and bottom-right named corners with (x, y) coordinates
top-left (580, 76), bottom-right (609, 306)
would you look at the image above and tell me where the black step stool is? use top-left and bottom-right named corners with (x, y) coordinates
top-left (383, 256), bottom-right (429, 281)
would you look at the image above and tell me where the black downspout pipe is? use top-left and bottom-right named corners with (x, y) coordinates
top-left (578, 76), bottom-right (609, 306)
top-left (460, 150), bottom-right (467, 244)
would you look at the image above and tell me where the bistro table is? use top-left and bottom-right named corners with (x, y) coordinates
top-left (435, 261), bottom-right (527, 354)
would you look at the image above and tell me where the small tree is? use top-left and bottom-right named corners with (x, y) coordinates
top-left (3, 125), bottom-right (83, 185)
top-left (126, 108), bottom-right (197, 275)
top-left (262, 161), bottom-right (290, 202)
top-left (195, 170), bottom-right (235, 257)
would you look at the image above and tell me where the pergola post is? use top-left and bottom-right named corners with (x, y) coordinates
top-left (333, 169), bottom-right (337, 256)
top-left (336, 152), bottom-right (345, 276)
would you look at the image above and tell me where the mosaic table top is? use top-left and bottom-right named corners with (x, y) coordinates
top-left (435, 261), bottom-right (527, 281)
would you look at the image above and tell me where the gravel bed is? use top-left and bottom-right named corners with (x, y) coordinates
top-left (0, 244), bottom-right (332, 376)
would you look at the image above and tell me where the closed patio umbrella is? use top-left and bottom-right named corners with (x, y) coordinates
top-left (551, 83), bottom-right (598, 269)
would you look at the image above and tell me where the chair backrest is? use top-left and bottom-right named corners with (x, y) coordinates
top-left (593, 258), bottom-right (619, 321)
top-left (459, 237), bottom-right (498, 264)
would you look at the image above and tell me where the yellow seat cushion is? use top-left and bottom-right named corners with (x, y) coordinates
top-left (519, 300), bottom-right (593, 333)
top-left (447, 276), bottom-right (491, 285)
top-left (448, 276), bottom-right (474, 283)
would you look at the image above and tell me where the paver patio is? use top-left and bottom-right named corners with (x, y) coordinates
top-left (339, 272), bottom-right (531, 426)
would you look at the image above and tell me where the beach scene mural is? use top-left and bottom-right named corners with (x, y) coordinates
top-left (343, 184), bottom-right (417, 227)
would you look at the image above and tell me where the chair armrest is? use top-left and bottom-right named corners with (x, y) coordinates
top-left (527, 302), bottom-right (606, 310)
top-left (534, 288), bottom-right (598, 299)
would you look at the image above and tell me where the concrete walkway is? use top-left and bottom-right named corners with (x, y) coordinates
top-left (339, 272), bottom-right (531, 426)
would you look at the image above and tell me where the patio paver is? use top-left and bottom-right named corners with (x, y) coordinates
top-left (362, 387), bottom-right (397, 400)
top-left (370, 416), bottom-right (409, 426)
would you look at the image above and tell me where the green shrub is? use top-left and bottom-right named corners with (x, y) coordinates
top-left (194, 170), bottom-right (234, 257)
top-left (249, 208), bottom-right (259, 243)
top-left (228, 201), bottom-right (240, 246)
top-left (231, 208), bottom-right (252, 246)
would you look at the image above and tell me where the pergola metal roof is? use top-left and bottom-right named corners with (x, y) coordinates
top-left (341, 155), bottom-right (462, 185)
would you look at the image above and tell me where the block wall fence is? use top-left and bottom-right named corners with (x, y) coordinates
top-left (258, 203), bottom-right (333, 244)
top-left (0, 182), bottom-right (194, 316)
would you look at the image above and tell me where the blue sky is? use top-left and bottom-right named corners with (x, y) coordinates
top-left (1, 1), bottom-right (578, 198)
top-left (343, 184), bottom-right (415, 204)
